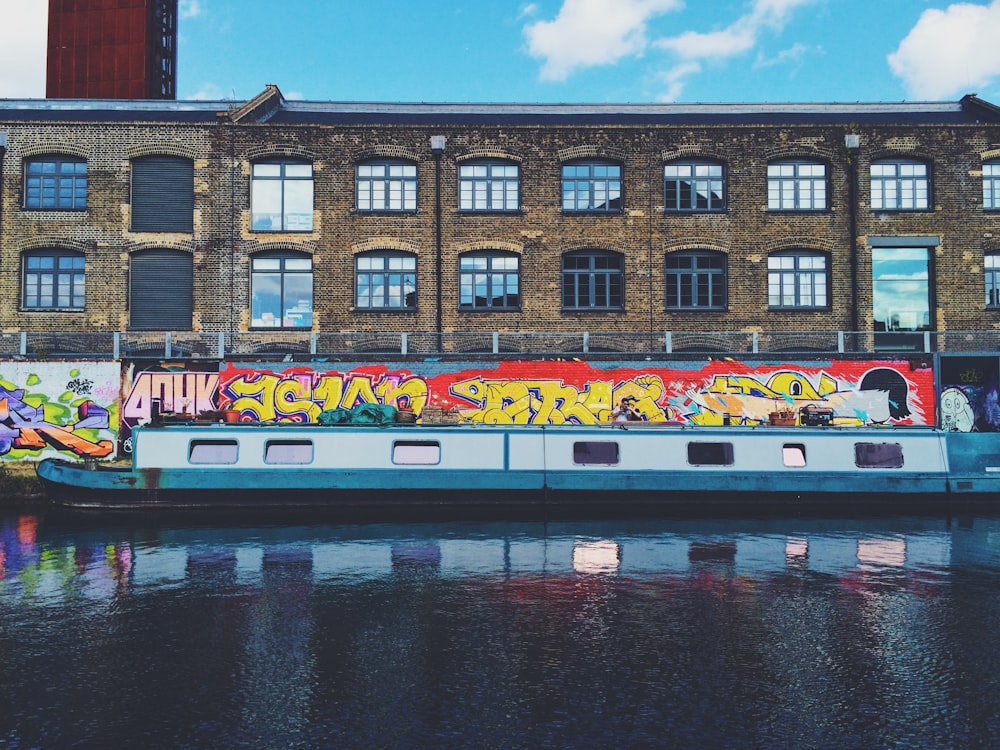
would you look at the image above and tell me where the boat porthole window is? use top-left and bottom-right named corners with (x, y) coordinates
top-left (854, 442), bottom-right (904, 468)
top-left (188, 439), bottom-right (239, 464)
top-left (264, 440), bottom-right (314, 465)
top-left (782, 443), bottom-right (806, 467)
top-left (392, 440), bottom-right (441, 465)
top-left (573, 441), bottom-right (620, 465)
top-left (687, 441), bottom-right (734, 466)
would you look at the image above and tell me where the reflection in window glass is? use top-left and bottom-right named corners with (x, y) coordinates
top-left (870, 160), bottom-right (929, 210)
top-left (356, 252), bottom-right (417, 310)
top-left (251, 160), bottom-right (313, 231)
top-left (357, 161), bottom-right (417, 211)
top-left (573, 441), bottom-right (620, 465)
top-left (768, 252), bottom-right (828, 309)
top-left (872, 247), bottom-right (930, 332)
top-left (987, 254), bottom-right (1000, 308)
top-left (664, 161), bottom-right (725, 211)
top-left (986, 162), bottom-right (1000, 210)
top-left (459, 252), bottom-right (520, 309)
top-left (23, 251), bottom-right (86, 310)
top-left (562, 162), bottom-right (622, 212)
top-left (767, 161), bottom-right (826, 210)
top-left (855, 442), bottom-right (904, 468)
top-left (251, 254), bottom-right (313, 328)
top-left (459, 162), bottom-right (520, 211)
top-left (782, 444), bottom-right (807, 467)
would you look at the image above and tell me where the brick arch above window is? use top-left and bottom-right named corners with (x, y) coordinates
top-left (353, 146), bottom-right (421, 164)
top-left (351, 237), bottom-right (421, 255)
top-left (456, 239), bottom-right (523, 255)
top-left (246, 241), bottom-right (316, 257)
top-left (660, 147), bottom-right (728, 164)
top-left (456, 149), bottom-right (523, 164)
top-left (244, 145), bottom-right (317, 163)
top-left (126, 144), bottom-right (198, 160)
top-left (762, 147), bottom-right (836, 163)
top-left (15, 237), bottom-right (92, 254)
top-left (19, 143), bottom-right (89, 160)
top-left (663, 241), bottom-right (729, 256)
top-left (126, 241), bottom-right (194, 255)
top-left (557, 145), bottom-right (627, 163)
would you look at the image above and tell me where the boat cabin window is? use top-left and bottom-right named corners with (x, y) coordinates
top-left (188, 439), bottom-right (238, 464)
top-left (264, 439), bottom-right (314, 464)
top-left (783, 443), bottom-right (807, 467)
top-left (573, 441), bottom-right (620, 465)
top-left (854, 442), bottom-right (904, 469)
top-left (392, 440), bottom-right (441, 465)
top-left (687, 441), bottom-right (734, 466)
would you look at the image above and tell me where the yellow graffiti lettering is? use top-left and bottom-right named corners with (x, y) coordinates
top-left (342, 376), bottom-right (379, 407)
top-left (274, 378), bottom-right (320, 421)
top-left (227, 374), bottom-right (279, 421)
top-left (374, 376), bottom-right (429, 411)
top-left (312, 376), bottom-right (345, 411)
top-left (706, 375), bottom-right (779, 398)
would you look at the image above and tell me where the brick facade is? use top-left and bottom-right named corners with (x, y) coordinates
top-left (1, 86), bottom-right (999, 345)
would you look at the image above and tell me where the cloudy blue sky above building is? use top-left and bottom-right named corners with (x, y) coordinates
top-left (4, 0), bottom-right (1000, 103)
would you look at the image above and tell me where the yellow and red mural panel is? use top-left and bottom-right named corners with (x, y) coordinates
top-left (211, 359), bottom-right (934, 427)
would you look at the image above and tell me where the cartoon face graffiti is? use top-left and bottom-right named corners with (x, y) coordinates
top-left (940, 387), bottom-right (975, 432)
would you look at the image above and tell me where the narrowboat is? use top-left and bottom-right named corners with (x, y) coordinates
top-left (34, 421), bottom-right (1000, 510)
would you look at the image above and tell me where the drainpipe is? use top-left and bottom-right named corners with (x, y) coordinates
top-left (845, 133), bottom-right (861, 337)
top-left (430, 135), bottom-right (446, 352)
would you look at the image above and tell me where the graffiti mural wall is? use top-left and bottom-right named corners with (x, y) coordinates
top-left (0, 362), bottom-right (119, 461)
top-left (210, 359), bottom-right (934, 427)
top-left (939, 356), bottom-right (1000, 432)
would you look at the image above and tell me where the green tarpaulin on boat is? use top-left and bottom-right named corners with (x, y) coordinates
top-left (317, 404), bottom-right (398, 425)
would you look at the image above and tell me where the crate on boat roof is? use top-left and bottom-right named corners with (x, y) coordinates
top-left (420, 406), bottom-right (460, 424)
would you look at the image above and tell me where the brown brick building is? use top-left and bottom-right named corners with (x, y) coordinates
top-left (1, 85), bottom-right (999, 354)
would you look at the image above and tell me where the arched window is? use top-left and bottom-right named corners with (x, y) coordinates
top-left (356, 159), bottom-right (417, 211)
top-left (768, 251), bottom-right (829, 309)
top-left (355, 251), bottom-right (417, 310)
top-left (986, 253), bottom-right (1000, 308)
top-left (562, 160), bottom-right (622, 212)
top-left (665, 251), bottom-right (726, 310)
top-left (984, 160), bottom-right (1000, 210)
top-left (251, 158), bottom-right (313, 231)
top-left (24, 155), bottom-right (87, 210)
top-left (870, 158), bottom-right (930, 211)
top-left (767, 159), bottom-right (827, 210)
top-left (663, 159), bottom-right (725, 211)
top-left (22, 249), bottom-right (85, 311)
top-left (459, 160), bottom-right (520, 211)
top-left (251, 252), bottom-right (313, 328)
top-left (459, 251), bottom-right (520, 310)
top-left (562, 250), bottom-right (623, 310)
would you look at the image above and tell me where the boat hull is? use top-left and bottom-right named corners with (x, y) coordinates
top-left (34, 423), bottom-right (1000, 511)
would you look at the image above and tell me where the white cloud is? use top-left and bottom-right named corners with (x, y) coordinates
top-left (524, 0), bottom-right (683, 81)
top-left (656, 62), bottom-right (701, 101)
top-left (0, 2), bottom-right (47, 98)
top-left (888, 1), bottom-right (1000, 99)
top-left (179, 0), bottom-right (203, 20)
top-left (652, 0), bottom-right (816, 100)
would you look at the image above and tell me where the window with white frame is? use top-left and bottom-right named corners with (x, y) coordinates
top-left (767, 160), bottom-right (827, 210)
top-left (562, 161), bottom-right (622, 212)
top-left (663, 160), bottom-right (725, 211)
top-left (251, 159), bottom-right (314, 231)
top-left (665, 251), bottom-right (726, 310)
top-left (459, 251), bottom-right (520, 310)
top-left (24, 155), bottom-right (87, 210)
top-left (459, 161), bottom-right (519, 211)
top-left (984, 161), bottom-right (1000, 210)
top-left (870, 159), bottom-right (929, 211)
top-left (22, 249), bottom-right (85, 310)
top-left (356, 160), bottom-right (417, 211)
top-left (768, 251), bottom-right (828, 309)
top-left (355, 251), bottom-right (417, 310)
top-left (251, 253), bottom-right (313, 327)
top-left (562, 250), bottom-right (624, 309)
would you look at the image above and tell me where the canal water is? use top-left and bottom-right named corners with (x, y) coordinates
top-left (3, 507), bottom-right (1000, 749)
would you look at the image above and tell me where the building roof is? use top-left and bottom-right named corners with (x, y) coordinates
top-left (1, 85), bottom-right (999, 127)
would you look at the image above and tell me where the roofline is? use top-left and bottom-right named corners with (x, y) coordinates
top-left (1, 86), bottom-right (998, 125)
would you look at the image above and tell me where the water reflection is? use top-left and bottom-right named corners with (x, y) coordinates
top-left (3, 512), bottom-right (1000, 748)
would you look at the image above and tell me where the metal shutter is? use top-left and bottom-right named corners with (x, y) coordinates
top-left (131, 156), bottom-right (193, 232)
top-left (130, 249), bottom-right (193, 330)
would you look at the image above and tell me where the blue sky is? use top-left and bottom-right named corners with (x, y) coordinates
top-left (4, 0), bottom-right (1000, 103)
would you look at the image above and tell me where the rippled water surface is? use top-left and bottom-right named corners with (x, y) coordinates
top-left (4, 508), bottom-right (1000, 749)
